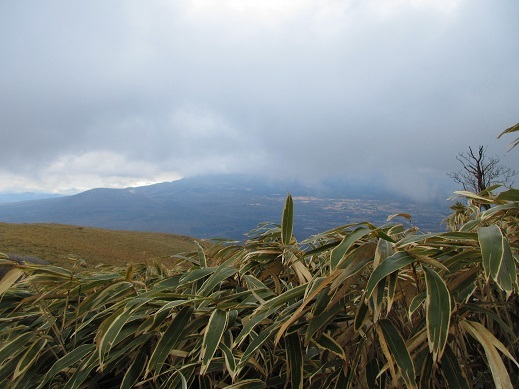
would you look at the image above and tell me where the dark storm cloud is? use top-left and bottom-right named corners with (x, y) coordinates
top-left (0, 0), bottom-right (517, 197)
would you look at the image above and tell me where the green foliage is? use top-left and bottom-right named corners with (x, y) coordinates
top-left (0, 191), bottom-right (518, 388)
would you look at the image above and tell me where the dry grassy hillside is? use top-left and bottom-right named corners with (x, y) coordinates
top-left (0, 222), bottom-right (205, 269)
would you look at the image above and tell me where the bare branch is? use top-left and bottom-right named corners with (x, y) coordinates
top-left (448, 145), bottom-right (517, 196)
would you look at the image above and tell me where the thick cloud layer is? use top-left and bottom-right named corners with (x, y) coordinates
top-left (1, 0), bottom-right (518, 200)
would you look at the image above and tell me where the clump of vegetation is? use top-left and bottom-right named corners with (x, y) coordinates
top-left (0, 254), bottom-right (49, 279)
top-left (0, 187), bottom-right (517, 388)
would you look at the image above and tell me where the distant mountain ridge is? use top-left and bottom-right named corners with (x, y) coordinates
top-left (0, 192), bottom-right (63, 204)
top-left (0, 175), bottom-right (451, 240)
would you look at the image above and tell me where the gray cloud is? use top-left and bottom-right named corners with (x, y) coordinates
top-left (0, 0), bottom-right (517, 198)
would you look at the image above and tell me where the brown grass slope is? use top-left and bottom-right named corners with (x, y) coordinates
top-left (0, 222), bottom-right (203, 269)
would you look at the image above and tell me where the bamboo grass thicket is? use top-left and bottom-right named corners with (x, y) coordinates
top-left (0, 188), bottom-right (518, 388)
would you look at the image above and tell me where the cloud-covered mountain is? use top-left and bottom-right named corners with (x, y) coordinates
top-left (0, 175), bottom-right (450, 240)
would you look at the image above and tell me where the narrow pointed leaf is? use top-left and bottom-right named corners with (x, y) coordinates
top-left (285, 331), bottom-right (304, 389)
top-left (220, 341), bottom-right (236, 377)
top-left (423, 266), bottom-right (451, 361)
top-left (13, 339), bottom-right (47, 379)
top-left (330, 227), bottom-right (371, 270)
top-left (195, 241), bottom-right (207, 268)
top-left (198, 266), bottom-right (238, 297)
top-left (147, 306), bottom-right (194, 374)
top-left (38, 344), bottom-right (95, 388)
top-left (223, 379), bottom-right (266, 389)
top-left (378, 319), bottom-right (417, 389)
top-left (281, 194), bottom-right (294, 245)
top-left (496, 237), bottom-right (517, 297)
top-left (366, 252), bottom-right (415, 299)
top-left (121, 352), bottom-right (148, 389)
top-left (200, 309), bottom-right (229, 374)
top-left (314, 333), bottom-right (346, 360)
top-left (478, 225), bottom-right (503, 280)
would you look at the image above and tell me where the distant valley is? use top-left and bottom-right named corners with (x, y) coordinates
top-left (0, 175), bottom-right (452, 241)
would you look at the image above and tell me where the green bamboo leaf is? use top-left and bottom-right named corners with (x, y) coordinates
top-left (275, 273), bottom-right (337, 345)
top-left (234, 311), bottom-right (271, 347)
top-left (0, 332), bottom-right (33, 364)
top-left (195, 241), bottom-right (207, 268)
top-left (441, 344), bottom-right (470, 389)
top-left (147, 306), bottom-right (194, 374)
top-left (198, 266), bottom-right (238, 297)
top-left (496, 237), bottom-right (517, 298)
top-left (306, 296), bottom-right (348, 341)
top-left (408, 292), bottom-right (425, 318)
top-left (38, 344), bottom-right (95, 388)
top-left (200, 309), bottom-right (229, 375)
top-left (282, 194), bottom-right (294, 245)
top-left (236, 327), bottom-right (276, 372)
top-left (255, 284), bottom-right (306, 315)
top-left (220, 341), bottom-right (236, 377)
top-left (121, 351), bottom-right (148, 389)
top-left (77, 281), bottom-right (134, 317)
top-left (460, 320), bottom-right (519, 389)
top-left (222, 379), bottom-right (266, 389)
top-left (423, 266), bottom-right (451, 361)
top-left (13, 338), bottom-right (47, 379)
top-left (449, 267), bottom-right (478, 303)
top-left (354, 299), bottom-right (369, 331)
top-left (285, 331), bottom-right (304, 389)
top-left (179, 267), bottom-right (215, 285)
top-left (96, 306), bottom-right (135, 367)
top-left (63, 352), bottom-right (98, 389)
top-left (314, 333), bottom-right (346, 360)
top-left (378, 319), bottom-right (417, 389)
top-left (366, 252), bottom-right (415, 300)
top-left (330, 227), bottom-right (371, 270)
top-left (387, 271), bottom-right (398, 313)
top-left (478, 225), bottom-right (503, 280)
top-left (419, 351), bottom-right (434, 389)
top-left (495, 188), bottom-right (519, 201)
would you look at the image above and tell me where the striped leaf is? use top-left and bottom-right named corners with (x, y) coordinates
top-left (220, 340), bottom-right (236, 377)
top-left (478, 225), bottom-right (503, 280)
top-left (13, 338), bottom-right (48, 379)
top-left (314, 333), bottom-right (346, 360)
top-left (38, 344), bottom-right (95, 388)
top-left (378, 319), bottom-right (417, 389)
top-left (200, 309), bottom-right (229, 374)
top-left (496, 236), bottom-right (517, 298)
top-left (120, 352), bottom-right (148, 389)
top-left (223, 379), bottom-right (266, 389)
top-left (195, 241), bottom-right (208, 268)
top-left (423, 266), bottom-right (451, 361)
top-left (285, 331), bottom-right (304, 389)
top-left (281, 194), bottom-right (294, 246)
top-left (366, 252), bottom-right (415, 299)
top-left (147, 306), bottom-right (194, 374)
top-left (478, 225), bottom-right (517, 296)
top-left (198, 266), bottom-right (238, 297)
top-left (330, 227), bottom-right (371, 270)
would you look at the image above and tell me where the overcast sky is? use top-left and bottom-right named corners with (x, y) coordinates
top-left (1, 0), bottom-right (518, 201)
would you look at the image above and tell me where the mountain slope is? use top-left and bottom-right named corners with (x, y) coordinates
top-left (0, 222), bottom-right (201, 269)
top-left (0, 175), bottom-right (450, 239)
